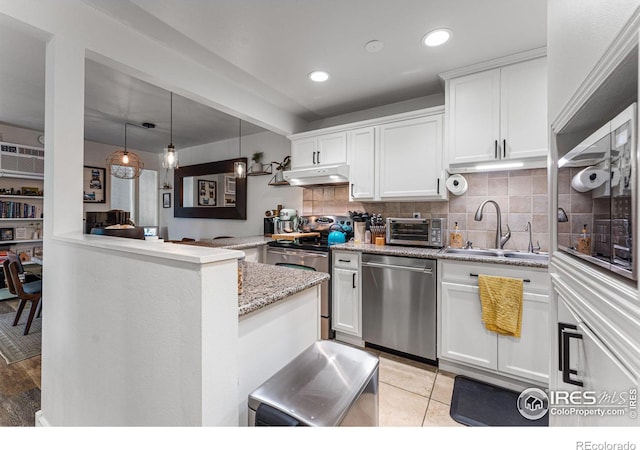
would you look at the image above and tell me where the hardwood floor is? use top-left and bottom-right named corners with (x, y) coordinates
top-left (0, 299), bottom-right (41, 427)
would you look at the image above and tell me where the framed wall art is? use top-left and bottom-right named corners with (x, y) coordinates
top-left (83, 166), bottom-right (106, 203)
top-left (163, 192), bottom-right (171, 208)
top-left (197, 179), bottom-right (217, 206)
top-left (0, 228), bottom-right (14, 241)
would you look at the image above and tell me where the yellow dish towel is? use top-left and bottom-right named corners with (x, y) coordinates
top-left (477, 274), bottom-right (524, 337)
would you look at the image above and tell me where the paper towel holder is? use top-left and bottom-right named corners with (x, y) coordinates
top-left (446, 174), bottom-right (468, 195)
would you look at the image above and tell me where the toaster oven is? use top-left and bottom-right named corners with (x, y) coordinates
top-left (386, 218), bottom-right (445, 248)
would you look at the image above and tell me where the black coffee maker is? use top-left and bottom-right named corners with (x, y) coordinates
top-left (264, 217), bottom-right (276, 237)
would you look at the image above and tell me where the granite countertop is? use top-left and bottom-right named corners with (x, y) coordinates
top-left (238, 261), bottom-right (330, 317)
top-left (180, 236), bottom-right (272, 250)
top-left (331, 242), bottom-right (548, 269)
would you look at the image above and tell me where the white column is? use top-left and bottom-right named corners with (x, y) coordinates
top-left (43, 34), bottom-right (85, 237)
top-left (40, 34), bottom-right (85, 425)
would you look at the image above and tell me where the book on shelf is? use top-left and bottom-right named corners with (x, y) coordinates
top-left (0, 201), bottom-right (41, 218)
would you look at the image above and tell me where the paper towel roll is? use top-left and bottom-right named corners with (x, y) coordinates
top-left (446, 174), bottom-right (468, 195)
top-left (571, 167), bottom-right (608, 192)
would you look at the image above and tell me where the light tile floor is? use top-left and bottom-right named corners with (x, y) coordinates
top-left (366, 348), bottom-right (465, 427)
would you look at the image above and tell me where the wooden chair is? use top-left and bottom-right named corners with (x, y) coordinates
top-left (4, 260), bottom-right (42, 335)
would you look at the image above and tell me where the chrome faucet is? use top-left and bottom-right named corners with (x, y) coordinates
top-left (474, 200), bottom-right (511, 249)
top-left (525, 222), bottom-right (541, 253)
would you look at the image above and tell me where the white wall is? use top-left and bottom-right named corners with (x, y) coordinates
top-left (0, 122), bottom-right (42, 146)
top-left (306, 93), bottom-right (444, 131)
top-left (165, 131), bottom-right (302, 240)
top-left (547, 0), bottom-right (640, 123)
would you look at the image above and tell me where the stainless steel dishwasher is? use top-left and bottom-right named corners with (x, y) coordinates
top-left (361, 254), bottom-right (436, 361)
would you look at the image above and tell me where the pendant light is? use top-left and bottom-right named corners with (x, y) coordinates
top-left (107, 123), bottom-right (144, 179)
top-left (234, 119), bottom-right (246, 179)
top-left (162, 92), bottom-right (179, 169)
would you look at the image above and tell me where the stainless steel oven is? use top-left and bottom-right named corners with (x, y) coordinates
top-left (265, 215), bottom-right (352, 340)
top-left (266, 246), bottom-right (330, 339)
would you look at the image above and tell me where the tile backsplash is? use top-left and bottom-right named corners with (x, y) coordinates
top-left (302, 168), bottom-right (549, 252)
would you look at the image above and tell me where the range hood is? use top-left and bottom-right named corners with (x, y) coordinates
top-left (283, 164), bottom-right (350, 186)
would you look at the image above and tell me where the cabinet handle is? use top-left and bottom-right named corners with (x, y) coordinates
top-left (469, 273), bottom-right (530, 282)
top-left (494, 140), bottom-right (498, 159)
top-left (350, 184), bottom-right (354, 198)
top-left (557, 322), bottom-right (578, 372)
top-left (317, 151), bottom-right (321, 164)
top-left (352, 273), bottom-right (356, 288)
top-left (562, 330), bottom-right (584, 387)
top-left (338, 259), bottom-right (352, 263)
top-left (503, 139), bottom-right (506, 158)
top-left (437, 178), bottom-right (440, 194)
top-left (312, 151), bottom-right (316, 164)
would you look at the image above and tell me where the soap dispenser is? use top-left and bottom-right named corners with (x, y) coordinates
top-left (577, 224), bottom-right (591, 255)
top-left (450, 221), bottom-right (463, 249)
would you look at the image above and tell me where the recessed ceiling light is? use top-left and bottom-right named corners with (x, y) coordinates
top-left (364, 40), bottom-right (384, 53)
top-left (308, 70), bottom-right (330, 82)
top-left (423, 29), bottom-right (452, 47)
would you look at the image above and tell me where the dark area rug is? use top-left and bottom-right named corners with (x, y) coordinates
top-left (449, 375), bottom-right (548, 426)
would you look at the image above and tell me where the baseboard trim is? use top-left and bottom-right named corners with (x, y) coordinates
top-left (439, 359), bottom-right (547, 393)
top-left (35, 410), bottom-right (50, 427)
top-left (333, 332), bottom-right (364, 348)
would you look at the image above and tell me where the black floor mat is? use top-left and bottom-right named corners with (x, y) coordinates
top-left (449, 375), bottom-right (548, 426)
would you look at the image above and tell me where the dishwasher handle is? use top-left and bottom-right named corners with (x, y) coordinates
top-left (362, 261), bottom-right (433, 274)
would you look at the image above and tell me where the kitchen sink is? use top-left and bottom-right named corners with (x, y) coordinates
top-left (442, 248), bottom-right (504, 257)
top-left (441, 247), bottom-right (549, 262)
top-left (502, 252), bottom-right (549, 261)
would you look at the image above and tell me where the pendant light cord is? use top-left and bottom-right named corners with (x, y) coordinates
top-left (170, 92), bottom-right (173, 146)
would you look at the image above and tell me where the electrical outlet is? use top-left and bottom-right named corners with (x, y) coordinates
top-left (413, 212), bottom-right (421, 218)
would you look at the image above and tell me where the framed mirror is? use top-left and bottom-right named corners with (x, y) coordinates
top-left (174, 157), bottom-right (248, 219)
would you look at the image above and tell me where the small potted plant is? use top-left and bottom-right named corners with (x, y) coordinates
top-left (272, 156), bottom-right (291, 182)
top-left (251, 151), bottom-right (264, 173)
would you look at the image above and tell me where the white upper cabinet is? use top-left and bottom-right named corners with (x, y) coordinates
top-left (379, 114), bottom-right (444, 199)
top-left (290, 131), bottom-right (347, 169)
top-left (347, 127), bottom-right (376, 200)
top-left (500, 57), bottom-right (548, 160)
top-left (447, 69), bottom-right (501, 165)
top-left (290, 106), bottom-right (447, 201)
top-left (445, 56), bottom-right (548, 167)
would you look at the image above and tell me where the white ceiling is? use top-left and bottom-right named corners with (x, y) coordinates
top-left (0, 0), bottom-right (547, 152)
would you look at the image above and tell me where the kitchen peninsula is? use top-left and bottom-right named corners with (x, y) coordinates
top-left (41, 233), bottom-right (325, 426)
top-left (176, 235), bottom-right (271, 263)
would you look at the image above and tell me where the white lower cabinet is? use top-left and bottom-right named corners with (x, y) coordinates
top-left (331, 251), bottom-right (361, 338)
top-left (439, 260), bottom-right (549, 386)
top-left (554, 290), bottom-right (640, 426)
top-left (441, 282), bottom-right (496, 370)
